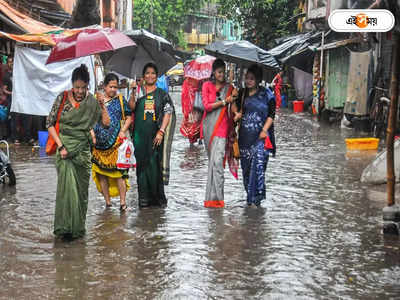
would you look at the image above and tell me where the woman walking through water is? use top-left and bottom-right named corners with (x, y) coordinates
top-left (91, 73), bottom-right (132, 211)
top-left (129, 63), bottom-right (175, 208)
top-left (235, 64), bottom-right (276, 207)
top-left (47, 64), bottom-right (110, 239)
top-left (180, 77), bottom-right (202, 145)
top-left (201, 58), bottom-right (239, 208)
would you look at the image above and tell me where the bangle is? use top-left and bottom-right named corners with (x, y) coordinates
top-left (58, 145), bottom-right (65, 151)
top-left (159, 128), bottom-right (165, 134)
top-left (158, 130), bottom-right (165, 136)
top-left (222, 99), bottom-right (226, 106)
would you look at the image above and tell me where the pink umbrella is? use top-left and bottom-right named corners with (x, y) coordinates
top-left (46, 27), bottom-right (136, 64)
top-left (184, 55), bottom-right (216, 80)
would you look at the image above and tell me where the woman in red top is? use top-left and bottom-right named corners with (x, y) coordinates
top-left (201, 59), bottom-right (238, 208)
top-left (272, 70), bottom-right (283, 109)
top-left (180, 77), bottom-right (202, 145)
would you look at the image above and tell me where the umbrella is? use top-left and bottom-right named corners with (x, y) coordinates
top-left (204, 40), bottom-right (280, 70)
top-left (105, 29), bottom-right (176, 78)
top-left (46, 27), bottom-right (136, 64)
top-left (184, 55), bottom-right (216, 80)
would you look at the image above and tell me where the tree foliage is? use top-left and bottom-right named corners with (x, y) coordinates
top-left (133, 0), bottom-right (205, 47)
top-left (217, 0), bottom-right (298, 49)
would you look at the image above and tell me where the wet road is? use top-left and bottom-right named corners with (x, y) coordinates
top-left (1, 90), bottom-right (400, 299)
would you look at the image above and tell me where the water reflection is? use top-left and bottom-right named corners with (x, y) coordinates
top-left (1, 93), bottom-right (400, 299)
top-left (53, 240), bottom-right (89, 298)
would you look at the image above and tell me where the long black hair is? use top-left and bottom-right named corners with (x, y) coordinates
top-left (71, 64), bottom-right (90, 84)
top-left (210, 58), bottom-right (226, 81)
top-left (246, 64), bottom-right (263, 85)
top-left (104, 72), bottom-right (119, 86)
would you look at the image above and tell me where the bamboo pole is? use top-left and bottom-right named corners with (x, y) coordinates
top-left (386, 33), bottom-right (400, 207)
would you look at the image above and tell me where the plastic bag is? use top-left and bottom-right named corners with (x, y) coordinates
top-left (0, 105), bottom-right (8, 122)
top-left (116, 138), bottom-right (136, 170)
top-left (193, 91), bottom-right (204, 111)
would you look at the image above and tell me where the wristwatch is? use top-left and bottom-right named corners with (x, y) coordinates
top-left (58, 145), bottom-right (65, 151)
top-left (222, 99), bottom-right (226, 106)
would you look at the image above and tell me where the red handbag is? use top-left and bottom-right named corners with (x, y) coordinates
top-left (46, 91), bottom-right (67, 155)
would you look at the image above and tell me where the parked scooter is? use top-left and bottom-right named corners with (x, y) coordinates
top-left (0, 140), bottom-right (16, 186)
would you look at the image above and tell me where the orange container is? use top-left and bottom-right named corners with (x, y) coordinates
top-left (293, 100), bottom-right (304, 113)
top-left (345, 138), bottom-right (380, 150)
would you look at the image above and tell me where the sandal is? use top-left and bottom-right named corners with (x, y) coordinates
top-left (120, 204), bottom-right (128, 212)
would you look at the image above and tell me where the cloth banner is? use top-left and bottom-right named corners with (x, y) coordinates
top-left (11, 46), bottom-right (96, 116)
top-left (292, 67), bottom-right (313, 106)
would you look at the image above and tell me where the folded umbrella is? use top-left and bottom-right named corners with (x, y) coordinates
top-left (46, 27), bottom-right (136, 64)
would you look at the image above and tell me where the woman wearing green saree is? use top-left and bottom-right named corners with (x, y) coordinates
top-left (47, 65), bottom-right (110, 239)
top-left (129, 63), bottom-right (175, 208)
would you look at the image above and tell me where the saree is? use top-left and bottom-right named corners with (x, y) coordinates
top-left (180, 78), bottom-right (201, 144)
top-left (202, 82), bottom-right (238, 208)
top-left (53, 92), bottom-right (102, 238)
top-left (91, 95), bottom-right (131, 197)
top-left (239, 87), bottom-right (276, 206)
top-left (133, 88), bottom-right (175, 208)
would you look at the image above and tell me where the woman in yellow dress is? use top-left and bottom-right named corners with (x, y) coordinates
top-left (91, 73), bottom-right (132, 211)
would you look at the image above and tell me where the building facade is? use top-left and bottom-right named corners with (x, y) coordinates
top-left (183, 3), bottom-right (241, 51)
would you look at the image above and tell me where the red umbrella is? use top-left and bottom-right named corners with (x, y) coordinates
top-left (184, 55), bottom-right (216, 80)
top-left (46, 27), bottom-right (136, 64)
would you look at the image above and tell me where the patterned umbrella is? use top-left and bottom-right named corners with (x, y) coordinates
top-left (184, 55), bottom-right (216, 80)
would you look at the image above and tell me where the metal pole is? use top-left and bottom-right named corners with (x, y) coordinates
top-left (317, 31), bottom-right (325, 114)
top-left (386, 33), bottom-right (400, 207)
top-left (150, 0), bottom-right (154, 32)
top-left (126, 0), bottom-right (132, 30)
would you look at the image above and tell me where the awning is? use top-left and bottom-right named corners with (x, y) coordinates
top-left (0, 0), bottom-right (60, 34)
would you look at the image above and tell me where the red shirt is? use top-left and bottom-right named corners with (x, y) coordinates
top-left (202, 81), bottom-right (231, 138)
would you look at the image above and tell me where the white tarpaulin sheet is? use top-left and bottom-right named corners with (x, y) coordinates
top-left (11, 46), bottom-right (96, 116)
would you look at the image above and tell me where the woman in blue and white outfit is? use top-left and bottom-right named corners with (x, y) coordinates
top-left (234, 64), bottom-right (276, 207)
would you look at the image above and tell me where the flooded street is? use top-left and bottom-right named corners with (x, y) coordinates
top-left (1, 90), bottom-right (400, 299)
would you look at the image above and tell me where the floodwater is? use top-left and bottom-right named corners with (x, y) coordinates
top-left (1, 91), bottom-right (399, 299)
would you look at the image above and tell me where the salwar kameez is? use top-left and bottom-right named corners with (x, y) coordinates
top-left (133, 88), bottom-right (175, 208)
top-left (47, 92), bottom-right (103, 238)
top-left (238, 87), bottom-right (276, 206)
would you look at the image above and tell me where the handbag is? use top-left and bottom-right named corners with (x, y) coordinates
top-left (193, 91), bottom-right (204, 111)
top-left (46, 91), bottom-right (67, 155)
top-left (119, 94), bottom-right (131, 140)
top-left (232, 89), bottom-right (246, 159)
top-left (232, 135), bottom-right (240, 158)
top-left (0, 105), bottom-right (8, 122)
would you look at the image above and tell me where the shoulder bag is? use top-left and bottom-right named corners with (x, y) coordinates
top-left (46, 91), bottom-right (68, 155)
top-left (119, 94), bottom-right (131, 140)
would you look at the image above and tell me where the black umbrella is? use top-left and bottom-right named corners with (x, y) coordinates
top-left (105, 29), bottom-right (176, 78)
top-left (204, 40), bottom-right (280, 70)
